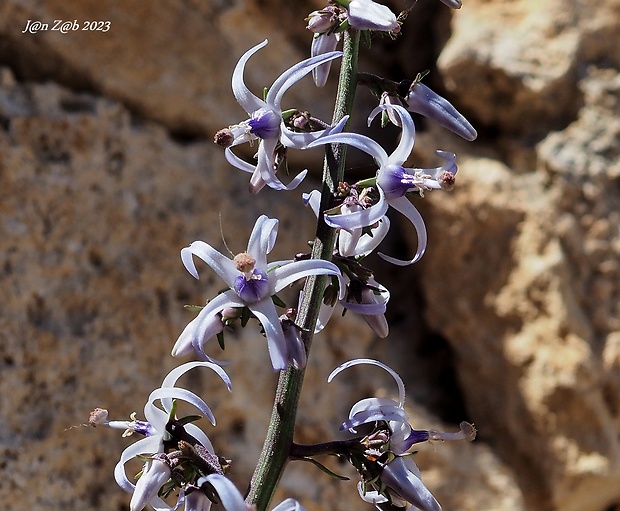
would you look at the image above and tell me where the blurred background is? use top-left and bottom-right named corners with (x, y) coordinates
top-left (0, 0), bottom-right (619, 510)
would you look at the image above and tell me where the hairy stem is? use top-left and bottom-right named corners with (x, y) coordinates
top-left (246, 30), bottom-right (360, 511)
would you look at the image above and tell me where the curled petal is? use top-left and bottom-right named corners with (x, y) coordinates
top-left (114, 436), bottom-right (165, 496)
top-left (224, 146), bottom-right (255, 174)
top-left (328, 358), bottom-right (406, 407)
top-left (147, 387), bottom-right (216, 427)
top-left (368, 105), bottom-right (416, 166)
top-left (272, 259), bottom-right (345, 299)
top-left (160, 362), bottom-right (232, 414)
top-left (308, 131), bottom-right (389, 168)
top-left (379, 196), bottom-right (427, 265)
top-left (302, 190), bottom-right (321, 217)
top-left (181, 242), bottom-right (238, 287)
top-left (342, 282), bottom-right (389, 315)
top-left (172, 292), bottom-right (243, 361)
top-left (267, 51), bottom-right (343, 111)
top-left (172, 312), bottom-right (224, 358)
top-left (342, 404), bottom-right (409, 432)
top-left (232, 40), bottom-right (269, 114)
top-left (271, 498), bottom-right (306, 511)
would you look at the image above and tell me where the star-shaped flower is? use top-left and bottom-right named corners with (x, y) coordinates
top-left (172, 215), bottom-right (345, 371)
top-left (90, 362), bottom-right (231, 511)
top-left (329, 359), bottom-right (476, 511)
top-left (218, 39), bottom-right (346, 193)
top-left (309, 104), bottom-right (459, 265)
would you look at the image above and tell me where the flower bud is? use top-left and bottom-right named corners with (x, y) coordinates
top-left (347, 0), bottom-right (400, 32)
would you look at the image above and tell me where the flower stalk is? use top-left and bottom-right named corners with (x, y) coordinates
top-left (246, 29), bottom-right (360, 511)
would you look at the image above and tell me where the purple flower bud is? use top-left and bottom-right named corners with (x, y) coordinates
top-left (306, 7), bottom-right (340, 33)
top-left (348, 0), bottom-right (400, 32)
top-left (234, 269), bottom-right (270, 303)
top-left (406, 82), bottom-right (476, 141)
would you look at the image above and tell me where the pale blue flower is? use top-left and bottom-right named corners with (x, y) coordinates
top-left (309, 104), bottom-right (448, 265)
top-left (173, 215), bottom-right (345, 371)
top-left (90, 362), bottom-right (231, 511)
top-left (329, 359), bottom-right (475, 511)
top-left (221, 39), bottom-right (345, 193)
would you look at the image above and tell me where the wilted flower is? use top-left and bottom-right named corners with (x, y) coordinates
top-left (173, 215), bottom-right (345, 371)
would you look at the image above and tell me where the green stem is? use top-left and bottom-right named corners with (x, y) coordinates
top-left (246, 30), bottom-right (360, 511)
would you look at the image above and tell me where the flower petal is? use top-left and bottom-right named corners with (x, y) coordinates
top-left (114, 436), bottom-right (164, 494)
top-left (247, 215), bottom-right (279, 270)
top-left (232, 40), bottom-right (269, 114)
top-left (272, 259), bottom-right (345, 299)
top-left (172, 292), bottom-right (242, 360)
top-left (159, 362), bottom-right (232, 415)
top-left (311, 33), bottom-right (340, 87)
top-left (181, 241), bottom-right (237, 288)
top-left (327, 358), bottom-right (405, 407)
top-left (302, 190), bottom-right (321, 217)
top-left (368, 105), bottom-right (416, 166)
top-left (147, 387), bottom-right (217, 426)
top-left (267, 51), bottom-right (343, 111)
top-left (279, 115), bottom-right (348, 149)
top-left (381, 456), bottom-right (442, 511)
top-left (272, 499), bottom-right (306, 511)
top-left (203, 475), bottom-right (247, 511)
top-left (249, 299), bottom-right (289, 371)
top-left (378, 196), bottom-right (427, 265)
top-left (351, 216), bottom-right (390, 257)
top-left (224, 147), bottom-right (256, 174)
top-left (308, 131), bottom-right (389, 167)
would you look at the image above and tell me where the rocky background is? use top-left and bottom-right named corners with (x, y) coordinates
top-left (0, 0), bottom-right (619, 510)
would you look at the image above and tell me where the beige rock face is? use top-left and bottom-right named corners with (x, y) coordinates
top-left (0, 1), bottom-right (619, 511)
